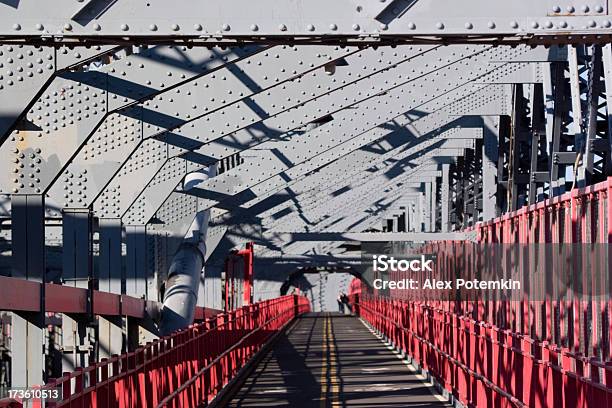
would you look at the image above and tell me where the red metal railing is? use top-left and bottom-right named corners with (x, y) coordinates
top-left (355, 295), bottom-right (611, 408)
top-left (383, 178), bottom-right (612, 363)
top-left (474, 177), bottom-right (612, 361)
top-left (353, 178), bottom-right (612, 407)
top-left (0, 275), bottom-right (219, 321)
top-left (9, 295), bottom-right (309, 408)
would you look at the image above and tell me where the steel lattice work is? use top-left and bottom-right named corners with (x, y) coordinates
top-left (0, 1), bottom-right (610, 407)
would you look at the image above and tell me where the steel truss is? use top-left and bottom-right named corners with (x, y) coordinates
top-left (0, 3), bottom-right (611, 390)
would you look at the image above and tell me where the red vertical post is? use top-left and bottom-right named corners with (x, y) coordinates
top-left (570, 188), bottom-right (581, 353)
top-left (224, 257), bottom-right (231, 312)
top-left (581, 192), bottom-right (590, 358)
top-left (594, 189), bottom-right (603, 359)
top-left (561, 197), bottom-right (572, 349)
top-left (607, 177), bottom-right (612, 360)
top-left (242, 242), bottom-right (254, 306)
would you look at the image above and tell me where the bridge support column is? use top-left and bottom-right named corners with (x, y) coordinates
top-left (424, 183), bottom-right (432, 232)
top-left (61, 208), bottom-right (94, 371)
top-left (125, 224), bottom-right (150, 350)
top-left (203, 264), bottom-right (223, 310)
top-left (482, 117), bottom-right (500, 220)
top-left (543, 62), bottom-right (566, 197)
top-left (398, 206), bottom-right (406, 232)
top-left (98, 218), bottom-right (125, 358)
top-left (441, 164), bottom-right (451, 232)
top-left (416, 193), bottom-right (424, 232)
top-left (430, 179), bottom-right (437, 232)
top-left (403, 204), bottom-right (411, 232)
top-left (11, 194), bottom-right (45, 387)
top-left (391, 214), bottom-right (399, 233)
top-left (126, 225), bottom-right (147, 298)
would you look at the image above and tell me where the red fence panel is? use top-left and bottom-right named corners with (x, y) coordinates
top-left (4, 295), bottom-right (309, 408)
top-left (354, 294), bottom-right (611, 408)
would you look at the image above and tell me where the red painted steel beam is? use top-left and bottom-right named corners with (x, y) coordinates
top-left (119, 294), bottom-right (144, 317)
top-left (0, 275), bottom-right (39, 312)
top-left (0, 275), bottom-right (221, 319)
top-left (93, 290), bottom-right (121, 315)
top-left (45, 284), bottom-right (88, 314)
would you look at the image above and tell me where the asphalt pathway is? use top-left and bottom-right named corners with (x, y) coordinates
top-left (227, 312), bottom-right (451, 407)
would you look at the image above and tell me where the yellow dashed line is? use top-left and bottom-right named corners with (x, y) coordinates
top-left (320, 314), bottom-right (328, 408)
top-left (329, 315), bottom-right (340, 408)
top-left (320, 313), bottom-right (340, 408)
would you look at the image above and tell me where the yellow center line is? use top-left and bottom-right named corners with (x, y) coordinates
top-left (320, 313), bottom-right (328, 408)
top-left (320, 313), bottom-right (340, 408)
top-left (329, 315), bottom-right (340, 408)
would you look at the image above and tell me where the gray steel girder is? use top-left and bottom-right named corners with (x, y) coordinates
top-left (253, 142), bottom-right (467, 243)
top-left (0, 44), bottom-right (118, 138)
top-left (265, 150), bottom-right (464, 236)
top-left (92, 44), bottom-right (484, 220)
top-left (52, 46), bottom-right (557, 223)
top-left (206, 100), bottom-right (491, 238)
top-left (28, 43), bottom-right (552, 220)
top-left (260, 154), bottom-right (464, 256)
top-left (0, 1), bottom-right (610, 43)
top-left (0, 45), bottom-right (261, 199)
top-left (180, 54), bottom-right (530, 214)
top-left (82, 45), bottom-right (355, 216)
top-left (258, 134), bottom-right (478, 232)
top-left (206, 92), bottom-right (489, 224)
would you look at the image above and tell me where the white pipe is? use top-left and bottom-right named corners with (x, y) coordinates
top-left (159, 165), bottom-right (217, 335)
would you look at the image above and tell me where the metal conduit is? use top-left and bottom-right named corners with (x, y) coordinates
top-left (159, 164), bottom-right (218, 335)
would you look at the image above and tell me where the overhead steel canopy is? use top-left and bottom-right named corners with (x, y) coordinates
top-left (2, 0), bottom-right (612, 389)
top-left (0, 0), bottom-right (611, 45)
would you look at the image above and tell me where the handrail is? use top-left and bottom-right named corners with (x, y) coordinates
top-left (354, 294), bottom-right (612, 407)
top-left (157, 299), bottom-right (299, 407)
top-left (0, 295), bottom-right (309, 408)
top-left (358, 299), bottom-right (526, 407)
